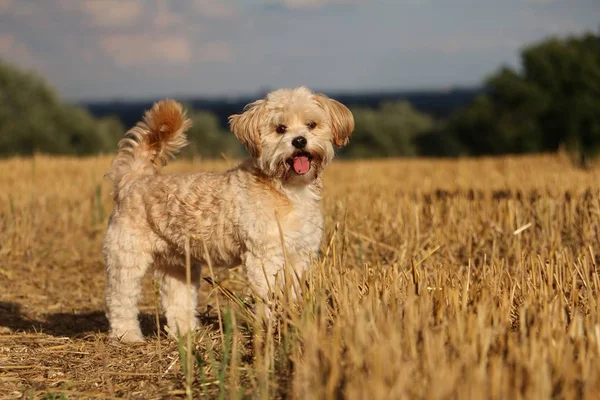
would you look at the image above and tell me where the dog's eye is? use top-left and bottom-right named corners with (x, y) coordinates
top-left (276, 125), bottom-right (287, 134)
top-left (307, 121), bottom-right (317, 130)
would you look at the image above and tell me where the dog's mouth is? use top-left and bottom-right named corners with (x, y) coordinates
top-left (286, 151), bottom-right (313, 175)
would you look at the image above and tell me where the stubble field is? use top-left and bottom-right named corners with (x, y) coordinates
top-left (2, 153), bottom-right (600, 399)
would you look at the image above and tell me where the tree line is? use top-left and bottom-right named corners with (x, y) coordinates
top-left (430, 30), bottom-right (600, 167)
top-left (1, 31), bottom-right (598, 163)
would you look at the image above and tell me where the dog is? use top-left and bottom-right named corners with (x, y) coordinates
top-left (103, 86), bottom-right (354, 342)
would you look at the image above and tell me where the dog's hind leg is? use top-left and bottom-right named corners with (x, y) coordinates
top-left (104, 231), bottom-right (152, 343)
top-left (154, 263), bottom-right (201, 338)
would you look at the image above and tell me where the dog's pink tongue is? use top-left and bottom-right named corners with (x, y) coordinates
top-left (292, 156), bottom-right (310, 175)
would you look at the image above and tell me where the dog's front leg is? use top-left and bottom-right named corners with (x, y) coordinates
top-left (284, 250), bottom-right (314, 300)
top-left (243, 250), bottom-right (288, 316)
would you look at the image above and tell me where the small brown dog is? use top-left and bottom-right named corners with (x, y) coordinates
top-left (103, 86), bottom-right (354, 342)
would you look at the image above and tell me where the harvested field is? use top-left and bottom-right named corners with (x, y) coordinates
top-left (2, 153), bottom-right (600, 399)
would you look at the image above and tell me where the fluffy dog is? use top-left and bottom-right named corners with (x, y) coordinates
top-left (103, 86), bottom-right (354, 342)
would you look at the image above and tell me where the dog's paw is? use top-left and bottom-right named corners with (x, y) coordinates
top-left (109, 329), bottom-right (145, 344)
top-left (164, 320), bottom-right (199, 341)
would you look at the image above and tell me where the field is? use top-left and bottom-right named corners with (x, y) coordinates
top-left (2, 153), bottom-right (600, 399)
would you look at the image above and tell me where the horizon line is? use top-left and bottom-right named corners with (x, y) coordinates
top-left (73, 84), bottom-right (484, 104)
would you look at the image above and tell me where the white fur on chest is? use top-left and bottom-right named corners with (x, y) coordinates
top-left (280, 185), bottom-right (323, 256)
top-left (233, 183), bottom-right (323, 270)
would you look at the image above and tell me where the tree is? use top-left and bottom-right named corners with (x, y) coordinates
top-left (179, 105), bottom-right (242, 159)
top-left (0, 60), bottom-right (123, 156)
top-left (341, 101), bottom-right (434, 158)
top-left (522, 34), bottom-right (600, 165)
top-left (441, 31), bottom-right (600, 164)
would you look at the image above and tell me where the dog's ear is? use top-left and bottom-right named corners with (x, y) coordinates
top-left (228, 99), bottom-right (267, 158)
top-left (314, 94), bottom-right (354, 147)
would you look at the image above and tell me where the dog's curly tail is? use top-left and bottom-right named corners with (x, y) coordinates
top-left (105, 99), bottom-right (192, 191)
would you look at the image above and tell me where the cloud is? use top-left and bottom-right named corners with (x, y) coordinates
top-left (153, 6), bottom-right (184, 28)
top-left (0, 33), bottom-right (14, 52)
top-left (0, 0), bottom-right (12, 13)
top-left (387, 34), bottom-right (518, 55)
top-left (0, 33), bottom-right (43, 69)
top-left (436, 36), bottom-right (519, 54)
top-left (521, 8), bottom-right (592, 37)
top-left (523, 0), bottom-right (562, 4)
top-left (198, 41), bottom-right (234, 62)
top-left (266, 0), bottom-right (363, 11)
top-left (0, 0), bottom-right (37, 17)
top-left (101, 34), bottom-right (192, 68)
top-left (192, 0), bottom-right (238, 19)
top-left (280, 0), bottom-right (326, 10)
top-left (59, 0), bottom-right (142, 27)
top-left (1, 0), bottom-right (597, 100)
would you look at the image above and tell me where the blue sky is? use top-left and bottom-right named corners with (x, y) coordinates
top-left (0, 0), bottom-right (598, 101)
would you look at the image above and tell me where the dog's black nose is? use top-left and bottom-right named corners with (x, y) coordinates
top-left (292, 136), bottom-right (307, 149)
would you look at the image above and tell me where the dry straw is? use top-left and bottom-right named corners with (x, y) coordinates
top-left (2, 153), bottom-right (600, 398)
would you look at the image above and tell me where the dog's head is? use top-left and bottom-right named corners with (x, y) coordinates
top-left (228, 86), bottom-right (354, 184)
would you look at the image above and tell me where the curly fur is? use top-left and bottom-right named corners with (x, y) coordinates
top-left (103, 87), bottom-right (353, 343)
top-left (105, 99), bottom-right (192, 195)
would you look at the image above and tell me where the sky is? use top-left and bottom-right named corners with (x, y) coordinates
top-left (0, 0), bottom-right (598, 101)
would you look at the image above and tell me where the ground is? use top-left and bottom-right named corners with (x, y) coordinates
top-left (1, 154), bottom-right (600, 399)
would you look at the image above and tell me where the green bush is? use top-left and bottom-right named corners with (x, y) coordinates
top-left (0, 60), bottom-right (123, 156)
top-left (342, 101), bottom-right (435, 158)
top-left (441, 31), bottom-right (600, 165)
top-left (180, 106), bottom-right (242, 159)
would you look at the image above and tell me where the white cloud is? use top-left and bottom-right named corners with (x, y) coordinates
top-left (0, 0), bottom-right (597, 100)
top-left (0, 33), bottom-right (14, 52)
top-left (192, 0), bottom-right (238, 19)
top-left (198, 41), bottom-right (234, 62)
top-left (0, 33), bottom-right (44, 69)
top-left (0, 0), bottom-right (37, 17)
top-left (280, 0), bottom-right (325, 9)
top-left (59, 0), bottom-right (142, 27)
top-left (101, 34), bottom-right (192, 68)
top-left (390, 35), bottom-right (519, 55)
top-left (153, 6), bottom-right (184, 28)
top-left (436, 36), bottom-right (519, 54)
top-left (0, 0), bottom-right (12, 13)
top-left (523, 0), bottom-right (562, 4)
top-left (271, 0), bottom-right (363, 10)
top-left (521, 8), bottom-right (592, 37)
